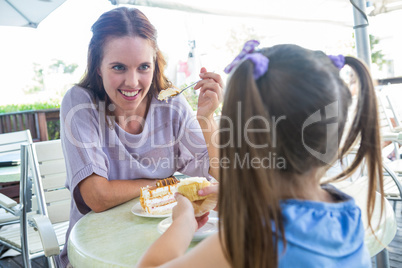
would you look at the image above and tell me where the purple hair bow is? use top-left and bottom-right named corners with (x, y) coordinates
top-left (224, 40), bottom-right (269, 79)
top-left (328, 54), bottom-right (345, 70)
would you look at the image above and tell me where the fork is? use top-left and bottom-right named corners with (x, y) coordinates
top-left (166, 79), bottom-right (202, 100)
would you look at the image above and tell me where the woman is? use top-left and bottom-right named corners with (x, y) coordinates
top-left (58, 7), bottom-right (223, 267)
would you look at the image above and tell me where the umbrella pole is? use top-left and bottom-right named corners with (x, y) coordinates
top-left (352, 0), bottom-right (372, 69)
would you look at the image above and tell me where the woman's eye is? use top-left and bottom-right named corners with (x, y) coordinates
top-left (139, 64), bottom-right (150, 71)
top-left (112, 65), bottom-right (125, 71)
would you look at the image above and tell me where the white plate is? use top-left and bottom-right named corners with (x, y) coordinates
top-left (157, 212), bottom-right (218, 241)
top-left (131, 201), bottom-right (171, 218)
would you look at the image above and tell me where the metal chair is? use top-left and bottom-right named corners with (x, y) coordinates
top-left (0, 130), bottom-right (33, 226)
top-left (0, 140), bottom-right (69, 268)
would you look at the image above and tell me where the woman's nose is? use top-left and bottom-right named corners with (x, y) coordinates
top-left (125, 70), bottom-right (138, 88)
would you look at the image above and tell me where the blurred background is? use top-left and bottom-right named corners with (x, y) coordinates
top-left (0, 0), bottom-right (401, 107)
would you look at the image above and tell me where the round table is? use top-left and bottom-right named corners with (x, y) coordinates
top-left (68, 198), bottom-right (199, 268)
top-left (68, 181), bottom-right (397, 267)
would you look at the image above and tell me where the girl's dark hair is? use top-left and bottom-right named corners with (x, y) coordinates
top-left (218, 44), bottom-right (383, 268)
top-left (77, 7), bottom-right (171, 113)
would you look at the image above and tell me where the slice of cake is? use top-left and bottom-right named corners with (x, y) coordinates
top-left (177, 177), bottom-right (211, 202)
top-left (140, 176), bottom-right (179, 215)
top-left (177, 177), bottom-right (217, 216)
top-left (157, 86), bottom-right (180, 102)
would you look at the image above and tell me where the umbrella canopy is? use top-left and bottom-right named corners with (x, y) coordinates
top-left (0, 0), bottom-right (66, 28)
top-left (110, 0), bottom-right (402, 68)
top-left (110, 0), bottom-right (402, 26)
top-left (110, 0), bottom-right (355, 27)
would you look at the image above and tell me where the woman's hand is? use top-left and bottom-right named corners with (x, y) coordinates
top-left (194, 67), bottom-right (224, 119)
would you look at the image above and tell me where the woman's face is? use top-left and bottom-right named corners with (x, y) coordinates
top-left (98, 36), bottom-right (155, 117)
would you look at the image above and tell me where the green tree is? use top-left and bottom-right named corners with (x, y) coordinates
top-left (370, 35), bottom-right (386, 70)
top-left (24, 63), bottom-right (45, 94)
top-left (352, 34), bottom-right (386, 70)
top-left (49, 59), bottom-right (79, 74)
top-left (25, 59), bottom-right (78, 94)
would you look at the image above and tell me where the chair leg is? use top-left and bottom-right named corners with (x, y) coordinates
top-left (375, 248), bottom-right (390, 268)
top-left (20, 144), bottom-right (32, 268)
top-left (22, 252), bottom-right (32, 268)
top-left (47, 256), bottom-right (58, 268)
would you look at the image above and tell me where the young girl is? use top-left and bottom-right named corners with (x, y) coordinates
top-left (136, 41), bottom-right (384, 267)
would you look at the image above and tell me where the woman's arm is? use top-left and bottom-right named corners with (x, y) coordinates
top-left (194, 68), bottom-right (224, 180)
top-left (79, 174), bottom-right (156, 212)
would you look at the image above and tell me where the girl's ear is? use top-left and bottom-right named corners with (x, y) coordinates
top-left (97, 68), bottom-right (102, 77)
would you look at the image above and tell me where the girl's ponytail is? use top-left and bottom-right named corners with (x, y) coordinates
top-left (219, 60), bottom-right (283, 268)
top-left (336, 56), bottom-right (384, 230)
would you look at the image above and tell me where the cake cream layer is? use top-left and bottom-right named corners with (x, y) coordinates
top-left (145, 201), bottom-right (177, 215)
top-left (140, 184), bottom-right (178, 199)
top-left (140, 181), bottom-right (179, 215)
top-left (142, 193), bottom-right (176, 207)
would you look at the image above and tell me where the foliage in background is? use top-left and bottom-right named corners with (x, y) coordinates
top-left (351, 33), bottom-right (386, 70)
top-left (25, 63), bottom-right (45, 94)
top-left (0, 100), bottom-right (60, 114)
top-left (0, 101), bottom-right (61, 140)
top-left (49, 59), bottom-right (79, 74)
top-left (370, 35), bottom-right (386, 70)
top-left (47, 120), bottom-right (60, 140)
top-left (24, 59), bottom-right (78, 94)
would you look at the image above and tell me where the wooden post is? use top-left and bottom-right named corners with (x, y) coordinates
top-left (37, 112), bottom-right (49, 141)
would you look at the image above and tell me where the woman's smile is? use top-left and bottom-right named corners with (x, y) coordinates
top-left (118, 89), bottom-right (142, 99)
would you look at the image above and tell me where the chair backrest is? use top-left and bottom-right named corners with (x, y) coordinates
top-left (377, 85), bottom-right (402, 133)
top-left (377, 93), bottom-right (395, 133)
top-left (0, 130), bottom-right (33, 203)
top-left (28, 140), bottom-right (70, 224)
top-left (0, 129), bottom-right (33, 155)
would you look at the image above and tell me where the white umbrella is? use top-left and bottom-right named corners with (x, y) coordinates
top-left (0, 0), bottom-right (66, 28)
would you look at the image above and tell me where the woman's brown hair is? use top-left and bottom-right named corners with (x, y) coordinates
top-left (218, 44), bottom-right (383, 267)
top-left (77, 7), bottom-right (171, 114)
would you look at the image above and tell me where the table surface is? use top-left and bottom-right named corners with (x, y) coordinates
top-left (68, 180), bottom-right (397, 268)
top-left (68, 198), bottom-right (202, 268)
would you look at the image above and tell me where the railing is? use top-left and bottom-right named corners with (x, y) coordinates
top-left (378, 77), bottom-right (402, 85)
top-left (0, 109), bottom-right (60, 142)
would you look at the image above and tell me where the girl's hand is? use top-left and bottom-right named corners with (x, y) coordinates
top-left (194, 67), bottom-right (224, 119)
top-left (198, 183), bottom-right (219, 211)
top-left (172, 193), bottom-right (210, 231)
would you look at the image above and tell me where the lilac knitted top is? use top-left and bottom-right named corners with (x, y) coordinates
top-left (58, 86), bottom-right (210, 267)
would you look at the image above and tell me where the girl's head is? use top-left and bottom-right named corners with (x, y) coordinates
top-left (78, 7), bottom-right (171, 111)
top-left (225, 44), bottom-right (354, 172)
top-left (219, 42), bottom-right (383, 267)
